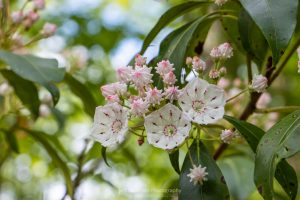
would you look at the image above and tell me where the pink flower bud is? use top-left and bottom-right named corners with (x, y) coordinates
top-left (209, 69), bottom-right (220, 79)
top-left (155, 60), bottom-right (174, 76)
top-left (210, 47), bottom-right (221, 58)
top-left (130, 98), bottom-right (149, 116)
top-left (116, 66), bottom-right (132, 83)
top-left (135, 54), bottom-right (147, 66)
top-left (33, 0), bottom-right (45, 10)
top-left (11, 11), bottom-right (23, 24)
top-left (219, 67), bottom-right (227, 76)
top-left (251, 74), bottom-right (268, 93)
top-left (221, 129), bottom-right (235, 143)
top-left (192, 56), bottom-right (206, 72)
top-left (186, 57), bottom-right (193, 65)
top-left (163, 71), bottom-right (177, 85)
top-left (164, 86), bottom-right (181, 102)
top-left (218, 42), bottom-right (233, 59)
top-left (39, 104), bottom-right (51, 117)
top-left (146, 87), bottom-right (163, 105)
top-left (42, 23), bottom-right (57, 37)
top-left (0, 82), bottom-right (12, 95)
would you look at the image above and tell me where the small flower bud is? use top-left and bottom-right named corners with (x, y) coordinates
top-left (163, 71), bottom-right (177, 85)
top-left (33, 0), bottom-right (45, 10)
top-left (186, 57), bottom-right (193, 65)
top-left (221, 129), bottom-right (235, 143)
top-left (219, 67), bottom-right (227, 76)
top-left (42, 23), bottom-right (57, 37)
top-left (192, 56), bottom-right (206, 72)
top-left (26, 10), bottom-right (39, 23)
top-left (209, 69), bottom-right (220, 79)
top-left (250, 74), bottom-right (268, 93)
top-left (0, 82), bottom-right (12, 95)
top-left (11, 11), bottom-right (23, 24)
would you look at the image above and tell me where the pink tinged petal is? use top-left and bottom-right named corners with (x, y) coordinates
top-left (203, 85), bottom-right (225, 107)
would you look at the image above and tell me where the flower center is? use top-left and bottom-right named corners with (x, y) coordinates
top-left (163, 125), bottom-right (177, 136)
top-left (192, 100), bottom-right (204, 113)
top-left (111, 120), bottom-right (122, 133)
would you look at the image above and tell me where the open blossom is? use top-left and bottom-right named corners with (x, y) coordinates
top-left (116, 66), bottom-right (133, 83)
top-left (91, 103), bottom-right (128, 147)
top-left (33, 0), bottom-right (45, 10)
top-left (101, 82), bottom-right (127, 97)
top-left (155, 60), bottom-right (174, 76)
top-left (178, 78), bottom-right (226, 124)
top-left (220, 129), bottom-right (235, 143)
top-left (144, 103), bottom-right (191, 150)
top-left (251, 74), bottom-right (268, 93)
top-left (164, 86), bottom-right (181, 102)
top-left (192, 57), bottom-right (206, 72)
top-left (135, 54), bottom-right (147, 66)
top-left (42, 23), bottom-right (57, 37)
top-left (130, 98), bottom-right (149, 116)
top-left (11, 11), bottom-right (23, 24)
top-left (187, 164), bottom-right (208, 185)
top-left (219, 67), bottom-right (227, 76)
top-left (146, 87), bottom-right (163, 105)
top-left (214, 0), bottom-right (229, 6)
top-left (163, 71), bottom-right (177, 85)
top-left (26, 10), bottom-right (39, 22)
top-left (131, 65), bottom-right (153, 88)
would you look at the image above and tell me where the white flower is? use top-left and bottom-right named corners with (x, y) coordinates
top-left (101, 82), bottom-right (127, 97)
top-left (251, 74), bottom-right (268, 93)
top-left (187, 164), bottom-right (208, 185)
top-left (219, 67), bottom-right (227, 76)
top-left (144, 103), bottom-right (191, 150)
top-left (192, 56), bottom-right (206, 72)
top-left (116, 66), bottom-right (133, 83)
top-left (178, 78), bottom-right (226, 124)
top-left (220, 129), bottom-right (235, 143)
top-left (164, 86), bottom-right (181, 102)
top-left (131, 65), bottom-right (153, 88)
top-left (91, 103), bottom-right (128, 147)
top-left (214, 0), bottom-right (229, 6)
top-left (163, 71), bottom-right (177, 85)
top-left (130, 98), bottom-right (149, 116)
top-left (155, 60), bottom-right (174, 76)
top-left (298, 60), bottom-right (300, 73)
top-left (135, 54), bottom-right (147, 66)
top-left (209, 69), bottom-right (220, 79)
top-left (218, 42), bottom-right (233, 59)
top-left (146, 87), bottom-right (163, 105)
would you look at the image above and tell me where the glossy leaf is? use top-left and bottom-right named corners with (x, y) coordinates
top-left (23, 129), bottom-right (73, 197)
top-left (64, 74), bottom-right (97, 117)
top-left (0, 129), bottom-right (19, 153)
top-left (102, 146), bottom-right (110, 167)
top-left (140, 1), bottom-right (210, 54)
top-left (239, 0), bottom-right (298, 64)
top-left (44, 83), bottom-right (60, 106)
top-left (224, 115), bottom-right (298, 200)
top-left (179, 141), bottom-right (229, 200)
top-left (168, 149), bottom-right (180, 174)
top-left (50, 108), bottom-right (66, 130)
top-left (0, 50), bottom-right (65, 84)
top-left (1, 70), bottom-right (40, 118)
top-left (255, 110), bottom-right (300, 200)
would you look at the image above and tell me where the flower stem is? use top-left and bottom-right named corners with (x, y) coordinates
top-left (226, 88), bottom-right (248, 103)
top-left (246, 54), bottom-right (253, 83)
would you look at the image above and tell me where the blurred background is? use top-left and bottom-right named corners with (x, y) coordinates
top-left (1, 0), bottom-right (300, 200)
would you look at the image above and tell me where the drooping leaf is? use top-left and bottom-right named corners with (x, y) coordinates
top-left (0, 129), bottom-right (19, 153)
top-left (239, 0), bottom-right (298, 64)
top-left (179, 141), bottom-right (229, 200)
top-left (0, 50), bottom-right (65, 84)
top-left (238, 9), bottom-right (268, 67)
top-left (140, 1), bottom-right (211, 54)
top-left (1, 70), bottom-right (40, 118)
top-left (84, 142), bottom-right (102, 163)
top-left (168, 149), bottom-right (180, 174)
top-left (254, 110), bottom-right (300, 200)
top-left (64, 74), bottom-right (97, 117)
top-left (102, 146), bottom-right (110, 167)
top-left (44, 83), bottom-right (60, 106)
top-left (154, 14), bottom-right (216, 86)
top-left (224, 115), bottom-right (298, 200)
top-left (50, 108), bottom-right (66, 130)
top-left (23, 129), bottom-right (73, 197)
top-left (218, 156), bottom-right (256, 200)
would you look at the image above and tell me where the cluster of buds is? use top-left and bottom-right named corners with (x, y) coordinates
top-left (0, 0), bottom-right (56, 51)
top-left (186, 42), bottom-right (233, 80)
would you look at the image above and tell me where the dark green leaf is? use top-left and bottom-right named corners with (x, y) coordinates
top-left (0, 50), bottom-right (65, 84)
top-left (0, 129), bottom-right (19, 153)
top-left (50, 108), bottom-right (66, 130)
top-left (168, 149), bottom-right (180, 174)
top-left (64, 74), bottom-right (97, 117)
top-left (1, 70), bottom-right (40, 118)
top-left (44, 83), bottom-right (60, 106)
top-left (179, 141), bottom-right (229, 200)
top-left (255, 110), bottom-right (300, 200)
top-left (23, 129), bottom-right (73, 197)
top-left (224, 115), bottom-right (298, 200)
top-left (140, 1), bottom-right (211, 54)
top-left (102, 146), bottom-right (110, 167)
top-left (160, 178), bottom-right (179, 200)
top-left (84, 142), bottom-right (102, 163)
top-left (239, 0), bottom-right (298, 64)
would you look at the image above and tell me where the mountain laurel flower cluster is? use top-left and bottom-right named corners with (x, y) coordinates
top-left (91, 43), bottom-right (234, 185)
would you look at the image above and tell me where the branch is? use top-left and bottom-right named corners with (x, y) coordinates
top-left (255, 106), bottom-right (300, 113)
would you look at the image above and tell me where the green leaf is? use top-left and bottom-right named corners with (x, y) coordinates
top-left (224, 115), bottom-right (298, 200)
top-left (23, 129), bottom-right (73, 197)
top-left (155, 14), bottom-right (216, 85)
top-left (0, 129), bottom-right (19, 153)
top-left (102, 146), bottom-right (110, 167)
top-left (1, 70), bottom-right (40, 118)
top-left (84, 142), bottom-right (102, 163)
top-left (179, 141), bottom-right (229, 200)
top-left (168, 149), bottom-right (180, 174)
top-left (239, 0), bottom-right (298, 64)
top-left (254, 110), bottom-right (300, 200)
top-left (0, 50), bottom-right (65, 84)
top-left (218, 156), bottom-right (256, 200)
top-left (140, 1), bottom-right (211, 54)
top-left (64, 74), bottom-right (97, 117)
top-left (50, 108), bottom-right (66, 130)
top-left (44, 83), bottom-right (60, 106)
top-left (238, 9), bottom-right (268, 67)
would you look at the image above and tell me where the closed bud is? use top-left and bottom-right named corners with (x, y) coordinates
top-left (11, 11), bottom-right (23, 24)
top-left (250, 74), bottom-right (268, 93)
top-left (219, 67), bottom-right (227, 76)
top-left (33, 0), bottom-right (45, 10)
top-left (209, 69), bottom-right (220, 79)
top-left (42, 23), bottom-right (57, 37)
